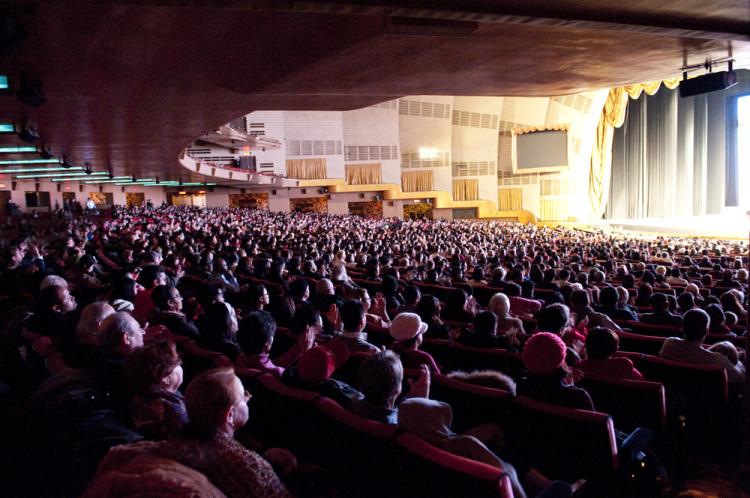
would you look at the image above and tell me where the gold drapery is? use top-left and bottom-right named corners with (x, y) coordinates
top-left (345, 163), bottom-right (382, 185)
top-left (498, 188), bottom-right (522, 211)
top-left (286, 158), bottom-right (327, 179)
top-left (588, 78), bottom-right (679, 219)
top-left (540, 199), bottom-right (568, 221)
top-left (401, 171), bottom-right (434, 192)
top-left (452, 179), bottom-right (479, 201)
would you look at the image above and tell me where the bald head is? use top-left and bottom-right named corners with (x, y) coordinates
top-left (76, 301), bottom-right (116, 344)
top-left (99, 312), bottom-right (144, 355)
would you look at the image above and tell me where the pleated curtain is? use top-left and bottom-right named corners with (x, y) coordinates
top-left (286, 158), bottom-right (327, 179)
top-left (498, 188), bottom-right (522, 210)
top-left (452, 179), bottom-right (478, 201)
top-left (401, 171), bottom-right (434, 192)
top-left (345, 163), bottom-right (382, 185)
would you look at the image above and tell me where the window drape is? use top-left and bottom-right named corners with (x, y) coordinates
top-left (345, 163), bottom-right (382, 185)
top-left (401, 171), bottom-right (434, 192)
top-left (540, 199), bottom-right (568, 221)
top-left (452, 179), bottom-right (478, 201)
top-left (286, 158), bottom-right (327, 179)
top-left (498, 188), bottom-right (522, 210)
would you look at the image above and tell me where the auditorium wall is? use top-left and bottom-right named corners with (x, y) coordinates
top-left (283, 111), bottom-right (345, 179)
top-left (342, 101), bottom-right (401, 185)
top-left (4, 181), bottom-right (166, 212)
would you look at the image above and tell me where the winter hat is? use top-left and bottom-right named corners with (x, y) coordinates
top-left (390, 312), bottom-right (428, 342)
top-left (522, 332), bottom-right (567, 375)
top-left (298, 340), bottom-right (349, 383)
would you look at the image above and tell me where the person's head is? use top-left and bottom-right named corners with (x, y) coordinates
top-left (238, 310), bottom-right (277, 355)
top-left (569, 289), bottom-right (590, 309)
top-left (316, 278), bottom-right (335, 296)
top-left (246, 284), bottom-right (269, 310)
top-left (585, 327), bottom-right (620, 361)
top-left (682, 309), bottom-right (710, 342)
top-left (290, 305), bottom-right (323, 337)
top-left (39, 274), bottom-right (69, 291)
top-left (720, 290), bottom-right (744, 312)
top-left (205, 302), bottom-right (239, 342)
top-left (473, 311), bottom-right (498, 337)
top-left (99, 311), bottom-right (145, 355)
top-left (358, 350), bottom-right (403, 409)
top-left (416, 294), bottom-right (441, 322)
top-left (504, 282), bottom-right (522, 297)
top-left (113, 276), bottom-right (138, 303)
top-left (487, 293), bottom-right (511, 317)
top-left (403, 285), bottom-right (420, 306)
top-left (598, 286), bottom-right (618, 308)
top-left (185, 368), bottom-right (250, 438)
top-left (535, 304), bottom-right (570, 335)
top-left (616, 286), bottom-right (630, 307)
top-left (704, 303), bottom-right (726, 330)
top-left (75, 301), bottom-right (115, 345)
top-left (389, 312), bottom-right (428, 351)
top-left (471, 267), bottom-right (485, 281)
top-left (139, 266), bottom-right (167, 290)
top-left (381, 275), bottom-right (399, 296)
top-left (684, 283), bottom-right (700, 297)
top-left (710, 341), bottom-right (739, 365)
top-left (677, 292), bottom-right (695, 312)
top-left (35, 285), bottom-right (77, 314)
top-left (151, 285), bottom-right (182, 312)
top-left (649, 292), bottom-right (669, 312)
top-left (725, 311), bottom-right (738, 327)
top-left (522, 332), bottom-right (567, 378)
top-left (289, 278), bottom-right (310, 301)
top-left (341, 299), bottom-right (366, 333)
top-left (125, 339), bottom-right (183, 395)
top-left (297, 341), bottom-right (349, 384)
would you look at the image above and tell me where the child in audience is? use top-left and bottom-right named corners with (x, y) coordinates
top-left (577, 327), bottom-right (644, 381)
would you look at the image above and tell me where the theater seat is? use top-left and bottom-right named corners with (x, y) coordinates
top-left (393, 432), bottom-right (514, 498)
top-left (331, 351), bottom-right (374, 387)
top-left (507, 396), bottom-right (618, 482)
top-left (616, 330), bottom-right (666, 355)
top-left (429, 374), bottom-right (511, 432)
top-left (421, 339), bottom-right (525, 379)
top-left (622, 321), bottom-right (679, 338)
top-left (577, 373), bottom-right (666, 432)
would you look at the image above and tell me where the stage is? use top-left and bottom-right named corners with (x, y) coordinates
top-left (594, 211), bottom-right (749, 241)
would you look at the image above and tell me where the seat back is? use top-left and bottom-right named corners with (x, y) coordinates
top-left (331, 351), bottom-right (373, 388)
top-left (623, 320), bottom-right (679, 337)
top-left (577, 374), bottom-right (666, 432)
top-left (393, 433), bottom-right (513, 498)
top-left (430, 374), bottom-right (511, 432)
top-left (507, 396), bottom-right (618, 481)
top-left (422, 339), bottom-right (524, 379)
top-left (616, 330), bottom-right (666, 355)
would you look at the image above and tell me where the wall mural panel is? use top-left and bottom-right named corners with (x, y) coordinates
top-left (348, 201), bottom-right (383, 218)
top-left (403, 202), bottom-right (433, 220)
top-left (229, 192), bottom-right (269, 210)
top-left (290, 196), bottom-right (328, 214)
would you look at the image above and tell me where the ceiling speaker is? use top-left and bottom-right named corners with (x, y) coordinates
top-left (679, 71), bottom-right (737, 98)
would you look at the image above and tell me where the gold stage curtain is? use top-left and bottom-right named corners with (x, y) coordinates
top-left (539, 199), bottom-right (568, 221)
top-left (588, 78), bottom-right (679, 219)
top-left (346, 163), bottom-right (382, 185)
top-left (453, 179), bottom-right (478, 201)
top-left (286, 158), bottom-right (327, 179)
top-left (401, 171), bottom-right (434, 192)
top-left (498, 188), bottom-right (522, 211)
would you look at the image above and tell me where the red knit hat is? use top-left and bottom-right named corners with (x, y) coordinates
top-left (522, 332), bottom-right (567, 375)
top-left (298, 340), bottom-right (349, 383)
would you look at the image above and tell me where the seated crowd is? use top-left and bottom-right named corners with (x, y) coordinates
top-left (0, 205), bottom-right (747, 497)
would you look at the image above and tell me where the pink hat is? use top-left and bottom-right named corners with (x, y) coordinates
top-left (298, 340), bottom-right (349, 384)
top-left (522, 332), bottom-right (567, 375)
top-left (390, 312), bottom-right (428, 342)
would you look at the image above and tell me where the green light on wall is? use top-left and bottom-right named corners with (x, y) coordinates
top-left (17, 171), bottom-right (108, 179)
top-left (0, 124), bottom-right (15, 133)
top-left (0, 146), bottom-right (37, 154)
top-left (0, 167), bottom-right (83, 174)
top-left (0, 76), bottom-right (8, 90)
top-left (0, 159), bottom-right (60, 165)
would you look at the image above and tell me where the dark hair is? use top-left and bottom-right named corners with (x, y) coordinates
top-left (290, 305), bottom-right (321, 336)
top-left (676, 292), bottom-right (695, 311)
top-left (113, 276), bottom-right (138, 303)
top-left (340, 300), bottom-right (365, 332)
top-left (289, 278), bottom-right (309, 299)
top-left (35, 285), bottom-right (66, 312)
top-left (237, 311), bottom-right (277, 354)
top-left (246, 284), bottom-right (267, 309)
top-left (473, 311), bottom-right (497, 336)
top-left (416, 295), bottom-right (441, 322)
top-left (535, 304), bottom-right (568, 334)
top-left (649, 292), bottom-right (669, 311)
top-left (381, 275), bottom-right (399, 296)
top-left (705, 303), bottom-right (726, 331)
top-left (504, 282), bottom-right (522, 297)
top-left (683, 309), bottom-right (709, 342)
top-left (585, 327), bottom-right (619, 360)
top-left (403, 285), bottom-right (420, 305)
top-left (203, 302), bottom-right (236, 343)
top-left (151, 285), bottom-right (175, 310)
top-left (599, 286), bottom-right (618, 307)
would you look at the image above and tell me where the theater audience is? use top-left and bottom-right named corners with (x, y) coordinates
top-left (577, 327), bottom-right (643, 381)
top-left (236, 310), bottom-right (313, 375)
top-left (334, 300), bottom-right (380, 353)
top-left (659, 309), bottom-right (745, 383)
top-left (150, 285), bottom-right (200, 338)
top-left (389, 312), bottom-right (440, 373)
top-left (640, 293), bottom-right (682, 328)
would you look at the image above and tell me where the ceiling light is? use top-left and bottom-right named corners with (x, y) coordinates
top-left (0, 146), bottom-right (37, 153)
top-left (0, 158), bottom-right (60, 165)
top-left (0, 124), bottom-right (14, 133)
top-left (0, 75), bottom-right (8, 90)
